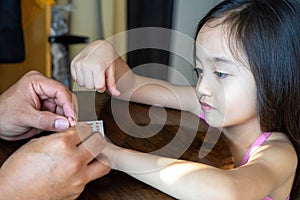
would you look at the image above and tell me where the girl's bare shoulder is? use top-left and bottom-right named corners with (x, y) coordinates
top-left (267, 131), bottom-right (296, 151)
top-left (251, 131), bottom-right (297, 170)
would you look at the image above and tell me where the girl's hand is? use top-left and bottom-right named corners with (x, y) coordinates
top-left (71, 40), bottom-right (120, 96)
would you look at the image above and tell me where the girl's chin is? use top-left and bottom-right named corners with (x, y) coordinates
top-left (202, 113), bottom-right (226, 128)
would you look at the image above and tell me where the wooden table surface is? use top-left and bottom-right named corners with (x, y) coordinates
top-left (0, 92), bottom-right (233, 199)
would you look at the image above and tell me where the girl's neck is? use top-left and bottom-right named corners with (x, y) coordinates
top-left (221, 117), bottom-right (262, 166)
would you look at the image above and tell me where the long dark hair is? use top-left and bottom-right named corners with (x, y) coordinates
top-left (194, 0), bottom-right (300, 199)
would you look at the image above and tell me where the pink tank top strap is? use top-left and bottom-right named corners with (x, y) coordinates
top-left (264, 197), bottom-right (272, 200)
top-left (242, 132), bottom-right (272, 200)
top-left (240, 132), bottom-right (291, 200)
top-left (240, 132), bottom-right (272, 166)
top-left (198, 115), bottom-right (290, 200)
top-left (199, 113), bottom-right (205, 120)
top-left (264, 195), bottom-right (290, 200)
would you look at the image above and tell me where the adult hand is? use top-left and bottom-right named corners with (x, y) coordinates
top-left (71, 40), bottom-right (120, 96)
top-left (0, 123), bottom-right (110, 200)
top-left (0, 70), bottom-right (78, 140)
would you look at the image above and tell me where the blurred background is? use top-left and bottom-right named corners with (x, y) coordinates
top-left (0, 0), bottom-right (221, 93)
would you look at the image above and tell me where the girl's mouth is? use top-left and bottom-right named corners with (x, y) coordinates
top-left (200, 101), bottom-right (214, 111)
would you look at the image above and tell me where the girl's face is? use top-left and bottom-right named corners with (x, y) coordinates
top-left (195, 22), bottom-right (257, 128)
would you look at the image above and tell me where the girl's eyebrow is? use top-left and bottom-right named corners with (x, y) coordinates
top-left (212, 56), bottom-right (234, 65)
top-left (195, 56), bottom-right (234, 66)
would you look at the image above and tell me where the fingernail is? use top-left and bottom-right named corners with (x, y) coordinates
top-left (68, 116), bottom-right (76, 126)
top-left (55, 119), bottom-right (69, 130)
top-left (112, 88), bottom-right (120, 96)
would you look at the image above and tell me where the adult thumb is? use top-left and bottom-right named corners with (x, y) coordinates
top-left (32, 111), bottom-right (70, 132)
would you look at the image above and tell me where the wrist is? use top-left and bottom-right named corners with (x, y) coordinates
top-left (102, 143), bottom-right (122, 170)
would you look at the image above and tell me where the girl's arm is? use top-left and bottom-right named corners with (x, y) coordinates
top-left (113, 57), bottom-right (201, 115)
top-left (71, 40), bottom-right (201, 115)
top-left (103, 139), bottom-right (296, 200)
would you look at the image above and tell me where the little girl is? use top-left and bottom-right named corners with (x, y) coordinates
top-left (71, 0), bottom-right (300, 199)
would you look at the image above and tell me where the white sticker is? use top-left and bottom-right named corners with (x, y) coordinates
top-left (83, 120), bottom-right (105, 136)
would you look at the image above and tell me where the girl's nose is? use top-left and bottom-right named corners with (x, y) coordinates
top-left (196, 77), bottom-right (212, 97)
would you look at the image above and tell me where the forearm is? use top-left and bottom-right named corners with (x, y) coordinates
top-left (114, 57), bottom-right (200, 114)
top-left (105, 144), bottom-right (235, 200)
top-left (131, 76), bottom-right (200, 113)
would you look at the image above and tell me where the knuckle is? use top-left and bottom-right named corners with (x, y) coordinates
top-left (96, 86), bottom-right (106, 93)
top-left (77, 80), bottom-right (84, 87)
top-left (92, 133), bottom-right (105, 145)
top-left (102, 165), bottom-right (111, 175)
top-left (85, 83), bottom-right (95, 90)
top-left (53, 134), bottom-right (70, 150)
top-left (37, 115), bottom-right (51, 130)
top-left (72, 178), bottom-right (86, 191)
top-left (68, 160), bottom-right (82, 174)
top-left (70, 58), bottom-right (76, 67)
top-left (85, 133), bottom-right (106, 156)
top-left (26, 70), bottom-right (41, 77)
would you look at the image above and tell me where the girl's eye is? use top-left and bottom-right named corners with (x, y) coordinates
top-left (214, 71), bottom-right (228, 79)
top-left (194, 68), bottom-right (203, 77)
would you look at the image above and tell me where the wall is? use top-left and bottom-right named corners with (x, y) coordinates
top-left (0, 0), bottom-right (52, 93)
top-left (68, 0), bottom-right (103, 60)
top-left (67, 0), bottom-right (221, 88)
top-left (68, 0), bottom-right (127, 60)
top-left (168, 0), bottom-right (221, 85)
top-left (68, 0), bottom-right (127, 91)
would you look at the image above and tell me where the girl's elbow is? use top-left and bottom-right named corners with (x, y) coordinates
top-left (215, 177), bottom-right (241, 200)
top-left (184, 176), bottom-right (241, 200)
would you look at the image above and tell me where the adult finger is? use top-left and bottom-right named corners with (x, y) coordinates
top-left (72, 122), bottom-right (94, 145)
top-left (27, 109), bottom-right (70, 131)
top-left (40, 94), bottom-right (78, 126)
top-left (78, 132), bottom-right (107, 163)
top-left (84, 159), bottom-right (111, 183)
top-left (71, 94), bottom-right (79, 125)
top-left (31, 76), bottom-right (77, 120)
top-left (0, 130), bottom-right (39, 141)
